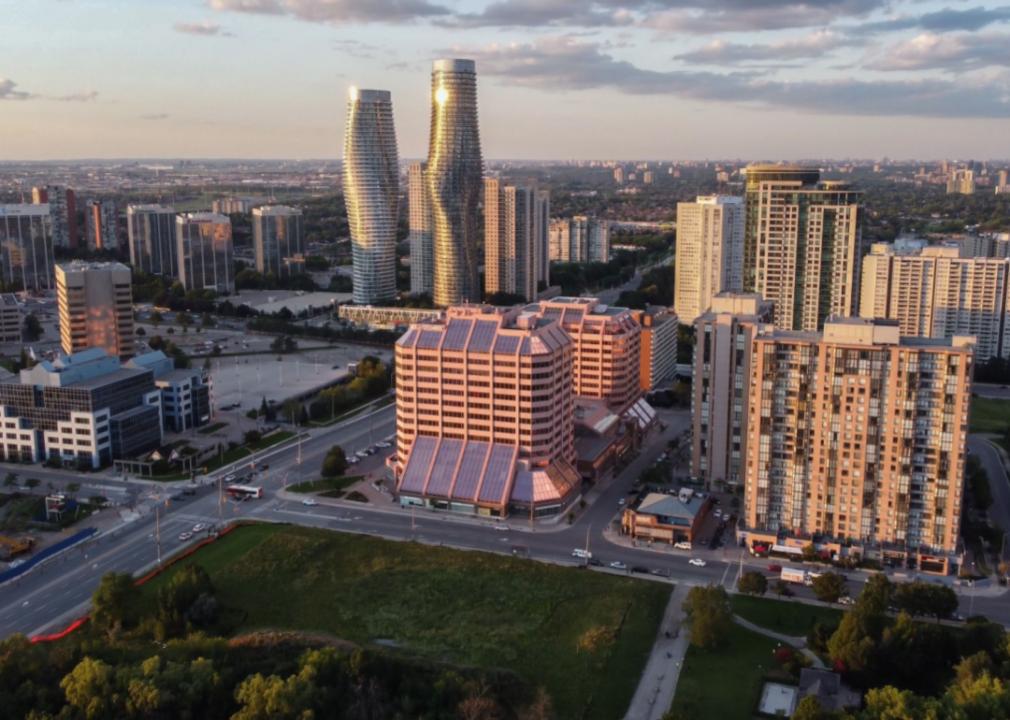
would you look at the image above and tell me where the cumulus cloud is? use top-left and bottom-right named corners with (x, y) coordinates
top-left (53, 90), bottom-right (99, 102)
top-left (675, 30), bottom-right (853, 65)
top-left (450, 0), bottom-right (885, 31)
top-left (174, 20), bottom-right (234, 36)
top-left (460, 36), bottom-right (1010, 117)
top-left (858, 5), bottom-right (1010, 35)
top-left (207, 0), bottom-right (450, 24)
top-left (0, 78), bottom-right (32, 100)
top-left (870, 32), bottom-right (1010, 73)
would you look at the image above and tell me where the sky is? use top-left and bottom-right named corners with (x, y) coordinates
top-left (3, 0), bottom-right (1010, 161)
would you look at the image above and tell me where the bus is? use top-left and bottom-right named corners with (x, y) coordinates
top-left (226, 484), bottom-right (263, 500)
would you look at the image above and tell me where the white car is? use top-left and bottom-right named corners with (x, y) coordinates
top-left (609, 561), bottom-right (627, 570)
top-left (714, 510), bottom-right (722, 519)
top-left (192, 523), bottom-right (206, 533)
top-left (223, 474), bottom-right (236, 483)
top-left (302, 498), bottom-right (319, 507)
top-left (493, 524), bottom-right (509, 532)
top-left (618, 498), bottom-right (626, 506)
top-left (689, 558), bottom-right (707, 567)
top-left (178, 531), bottom-right (193, 542)
top-left (355, 450), bottom-right (368, 459)
top-left (674, 541), bottom-right (692, 550)
top-left (348, 457), bottom-right (359, 465)
top-left (376, 441), bottom-right (391, 449)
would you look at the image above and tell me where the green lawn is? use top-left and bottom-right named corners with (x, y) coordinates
top-left (145, 523), bottom-right (669, 720)
top-left (204, 431), bottom-right (296, 472)
top-left (287, 475), bottom-right (361, 494)
top-left (671, 623), bottom-right (784, 719)
top-left (731, 594), bottom-right (842, 637)
top-left (197, 422), bottom-right (228, 435)
top-left (968, 396), bottom-right (1010, 435)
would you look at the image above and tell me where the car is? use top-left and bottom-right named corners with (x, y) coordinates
top-left (302, 499), bottom-right (319, 507)
top-left (609, 561), bottom-right (627, 570)
top-left (376, 441), bottom-right (391, 449)
top-left (493, 524), bottom-right (509, 532)
top-left (838, 595), bottom-right (855, 606)
top-left (571, 548), bottom-right (592, 560)
top-left (630, 565), bottom-right (650, 574)
top-left (182, 487), bottom-right (197, 496)
top-left (178, 531), bottom-right (193, 542)
top-left (767, 564), bottom-right (783, 573)
top-left (673, 541), bottom-right (692, 550)
top-left (618, 498), bottom-right (626, 506)
top-left (223, 474), bottom-right (236, 483)
top-left (713, 510), bottom-right (722, 519)
top-left (689, 558), bottom-right (707, 567)
top-left (588, 558), bottom-right (603, 567)
top-left (192, 523), bottom-right (206, 533)
top-left (348, 457), bottom-right (359, 465)
top-left (355, 450), bottom-right (368, 459)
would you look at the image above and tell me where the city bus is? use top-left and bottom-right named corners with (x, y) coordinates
top-left (226, 484), bottom-right (263, 500)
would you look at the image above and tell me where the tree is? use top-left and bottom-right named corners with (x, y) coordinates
top-left (737, 571), bottom-right (768, 596)
top-left (681, 585), bottom-right (733, 649)
top-left (200, 312), bottom-right (216, 328)
top-left (61, 657), bottom-right (118, 720)
top-left (136, 326), bottom-right (146, 337)
top-left (91, 572), bottom-right (140, 638)
top-left (156, 564), bottom-right (217, 638)
top-left (791, 695), bottom-right (838, 720)
top-left (893, 581), bottom-right (959, 620)
top-left (321, 446), bottom-right (348, 478)
top-left (811, 572), bottom-right (847, 604)
top-left (25, 477), bottom-right (40, 490)
top-left (772, 579), bottom-right (794, 597)
top-left (244, 430), bottom-right (262, 446)
top-left (3, 472), bottom-right (17, 487)
top-left (177, 311), bottom-right (193, 332)
top-left (150, 310), bottom-right (162, 327)
top-left (22, 313), bottom-right (42, 342)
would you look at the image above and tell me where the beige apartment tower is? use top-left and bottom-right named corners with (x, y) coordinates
top-left (742, 318), bottom-right (973, 571)
top-left (675, 195), bottom-right (744, 324)
top-left (691, 294), bottom-right (773, 489)
top-left (860, 243), bottom-right (1010, 361)
top-left (484, 178), bottom-right (548, 302)
top-left (56, 261), bottom-right (135, 359)
top-left (744, 165), bottom-right (862, 331)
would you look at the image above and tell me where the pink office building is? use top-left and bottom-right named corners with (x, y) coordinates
top-left (393, 305), bottom-right (580, 518)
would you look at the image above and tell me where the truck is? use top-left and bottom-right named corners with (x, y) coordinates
top-left (780, 567), bottom-right (808, 585)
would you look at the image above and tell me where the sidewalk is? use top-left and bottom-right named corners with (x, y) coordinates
top-left (733, 615), bottom-right (825, 669)
top-left (624, 584), bottom-right (689, 720)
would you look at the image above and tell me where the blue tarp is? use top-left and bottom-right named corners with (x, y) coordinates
top-left (0, 527), bottom-right (98, 584)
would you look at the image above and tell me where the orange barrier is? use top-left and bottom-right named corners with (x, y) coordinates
top-left (29, 522), bottom-right (251, 643)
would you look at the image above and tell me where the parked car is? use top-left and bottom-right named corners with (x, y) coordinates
top-left (767, 564), bottom-right (782, 573)
top-left (689, 558), bottom-right (707, 567)
top-left (192, 523), bottom-right (206, 533)
top-left (838, 595), bottom-right (855, 606)
top-left (302, 499), bottom-right (319, 507)
top-left (673, 541), bottom-right (692, 550)
top-left (631, 565), bottom-right (650, 574)
top-left (178, 531), bottom-right (193, 542)
top-left (609, 561), bottom-right (627, 570)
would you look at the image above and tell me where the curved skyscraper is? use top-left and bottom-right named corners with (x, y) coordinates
top-left (344, 87), bottom-right (399, 305)
top-left (427, 59), bottom-right (483, 306)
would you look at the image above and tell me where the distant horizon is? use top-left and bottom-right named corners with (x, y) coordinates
top-left (2, 156), bottom-right (1008, 165)
top-left (6, 1), bottom-right (1010, 159)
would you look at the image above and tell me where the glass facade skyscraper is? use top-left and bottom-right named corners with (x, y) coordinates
top-left (0, 204), bottom-right (56, 291)
top-left (175, 212), bottom-right (234, 293)
top-left (127, 204), bottom-right (178, 278)
top-left (427, 59), bottom-right (483, 307)
top-left (343, 88), bottom-right (399, 305)
top-left (252, 205), bottom-right (304, 278)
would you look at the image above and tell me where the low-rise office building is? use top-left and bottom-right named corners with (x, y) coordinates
top-left (621, 489), bottom-right (712, 545)
top-left (0, 348), bottom-right (162, 468)
top-left (127, 352), bottom-right (212, 433)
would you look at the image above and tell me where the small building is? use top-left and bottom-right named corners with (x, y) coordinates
top-left (621, 489), bottom-right (712, 544)
top-left (126, 352), bottom-right (212, 433)
top-left (797, 669), bottom-right (861, 713)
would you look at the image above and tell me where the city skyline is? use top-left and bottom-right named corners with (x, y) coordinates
top-left (4, 0), bottom-right (1010, 161)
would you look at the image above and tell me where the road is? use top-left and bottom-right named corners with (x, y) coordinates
top-left (1, 405), bottom-right (1008, 639)
top-left (968, 436), bottom-right (1010, 563)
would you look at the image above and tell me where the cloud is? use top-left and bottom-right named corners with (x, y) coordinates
top-left (140, 113), bottom-right (170, 120)
top-left (450, 0), bottom-right (885, 31)
top-left (208, 0), bottom-right (450, 23)
top-left (174, 20), bottom-right (234, 36)
top-left (870, 32), bottom-right (1010, 73)
top-left (332, 39), bottom-right (378, 58)
top-left (0, 78), bottom-right (32, 100)
top-left (675, 30), bottom-right (854, 65)
top-left (461, 36), bottom-right (1010, 118)
top-left (53, 90), bottom-right (99, 102)
top-left (858, 6), bottom-right (1010, 35)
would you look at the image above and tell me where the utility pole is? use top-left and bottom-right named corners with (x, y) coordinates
top-left (155, 505), bottom-right (162, 566)
top-left (218, 475), bottom-right (224, 527)
top-left (585, 524), bottom-right (591, 566)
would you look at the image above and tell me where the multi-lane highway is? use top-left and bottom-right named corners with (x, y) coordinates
top-left (1, 402), bottom-right (1008, 640)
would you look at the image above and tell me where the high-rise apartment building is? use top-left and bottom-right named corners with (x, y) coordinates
top-left (56, 261), bottom-right (135, 359)
top-left (0, 294), bottom-right (22, 343)
top-left (0, 204), bottom-right (56, 291)
top-left (947, 169), bottom-right (975, 195)
top-left (212, 197), bottom-right (261, 215)
top-left (743, 165), bottom-right (862, 331)
top-left (393, 305), bottom-right (579, 517)
top-left (860, 243), bottom-right (1010, 361)
top-left (996, 170), bottom-right (1009, 195)
top-left (408, 162), bottom-right (433, 296)
top-left (632, 306), bottom-right (679, 392)
top-left (252, 205), bottom-right (304, 278)
top-left (484, 179), bottom-right (548, 301)
top-left (127, 204), bottom-right (178, 278)
top-left (742, 318), bottom-right (973, 571)
top-left (548, 217), bottom-right (610, 263)
top-left (614, 167), bottom-right (624, 184)
top-left (691, 294), bottom-right (773, 489)
top-left (427, 59), bottom-right (484, 307)
top-left (675, 195), bottom-right (745, 324)
top-left (32, 185), bottom-right (78, 249)
top-left (344, 87), bottom-right (400, 304)
top-left (84, 200), bottom-right (118, 250)
top-left (175, 213), bottom-right (234, 293)
top-left (534, 297), bottom-right (641, 412)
